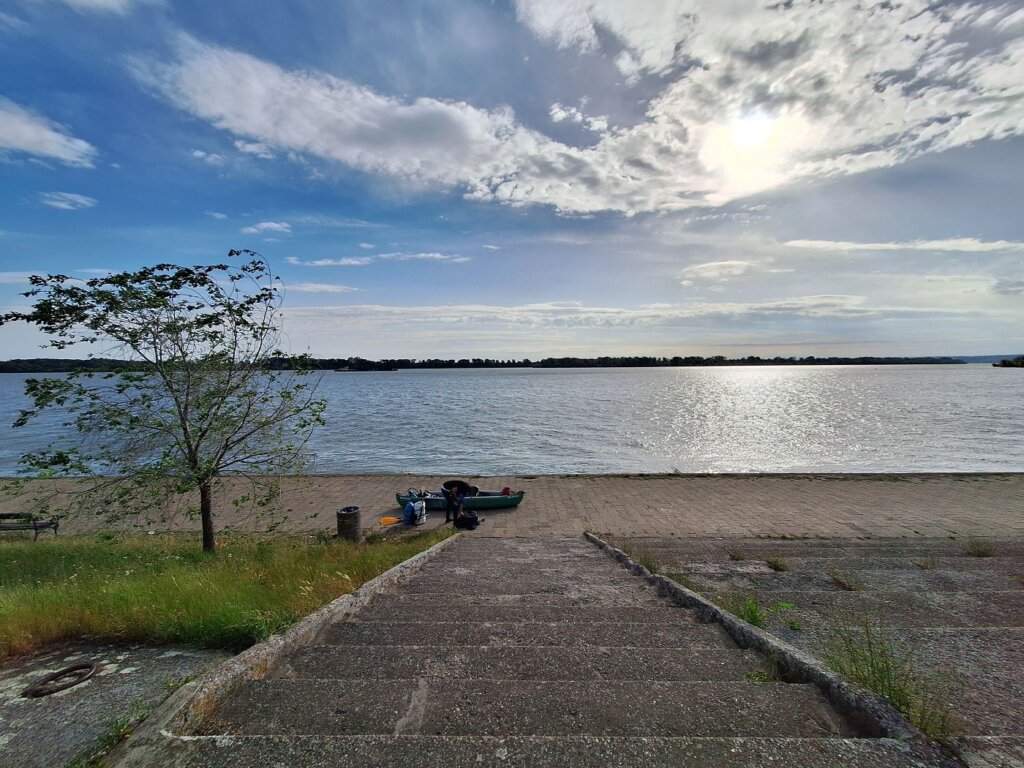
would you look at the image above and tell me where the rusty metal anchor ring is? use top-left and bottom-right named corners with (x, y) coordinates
top-left (22, 662), bottom-right (98, 698)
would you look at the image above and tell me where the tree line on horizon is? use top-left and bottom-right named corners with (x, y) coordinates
top-left (0, 354), bottom-right (971, 373)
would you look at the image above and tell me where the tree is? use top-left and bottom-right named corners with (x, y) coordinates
top-left (0, 251), bottom-right (325, 552)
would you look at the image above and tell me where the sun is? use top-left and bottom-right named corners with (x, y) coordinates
top-left (728, 112), bottom-right (776, 150)
top-left (698, 108), bottom-right (811, 202)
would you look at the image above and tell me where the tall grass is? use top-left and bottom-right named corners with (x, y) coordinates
top-left (0, 530), bottom-right (452, 657)
top-left (825, 621), bottom-right (954, 739)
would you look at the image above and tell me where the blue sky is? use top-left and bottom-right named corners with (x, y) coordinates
top-left (1, 0), bottom-right (1022, 359)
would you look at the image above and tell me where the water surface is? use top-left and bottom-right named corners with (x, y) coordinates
top-left (0, 365), bottom-right (1020, 475)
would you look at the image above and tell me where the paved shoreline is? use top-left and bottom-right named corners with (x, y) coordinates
top-left (3, 472), bottom-right (1022, 539)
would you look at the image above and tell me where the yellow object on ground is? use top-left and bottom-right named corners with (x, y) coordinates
top-left (378, 516), bottom-right (401, 526)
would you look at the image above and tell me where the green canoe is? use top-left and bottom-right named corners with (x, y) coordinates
top-left (395, 490), bottom-right (525, 511)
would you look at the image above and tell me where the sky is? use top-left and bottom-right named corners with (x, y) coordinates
top-left (1, 0), bottom-right (1022, 360)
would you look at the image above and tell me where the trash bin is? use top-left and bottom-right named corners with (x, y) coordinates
top-left (336, 506), bottom-right (361, 542)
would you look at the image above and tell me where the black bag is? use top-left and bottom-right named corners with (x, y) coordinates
top-left (453, 509), bottom-right (481, 530)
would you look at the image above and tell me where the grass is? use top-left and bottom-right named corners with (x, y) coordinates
top-left (964, 539), bottom-right (995, 557)
top-left (65, 701), bottom-right (151, 767)
top-left (0, 529), bottom-right (453, 658)
top-left (726, 548), bottom-right (746, 561)
top-left (635, 551), bottom-right (661, 575)
top-left (764, 556), bottom-right (790, 572)
top-left (665, 571), bottom-right (699, 592)
top-left (827, 569), bottom-right (864, 591)
top-left (825, 621), bottom-right (955, 739)
top-left (914, 556), bottom-right (938, 570)
top-left (611, 541), bottom-right (662, 575)
top-left (744, 669), bottom-right (777, 683)
top-left (719, 594), bottom-right (795, 628)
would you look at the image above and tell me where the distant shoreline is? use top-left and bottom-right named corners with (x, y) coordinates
top-left (2, 354), bottom-right (1015, 374)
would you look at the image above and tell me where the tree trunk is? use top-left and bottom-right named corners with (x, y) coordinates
top-left (200, 481), bottom-right (215, 553)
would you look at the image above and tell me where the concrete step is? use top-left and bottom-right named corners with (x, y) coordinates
top-left (202, 679), bottom-right (850, 738)
top-left (163, 735), bottom-right (936, 768)
top-left (281, 645), bottom-right (762, 681)
top-left (362, 591), bottom-right (665, 611)
top-left (681, 567), bottom-right (1023, 593)
top-left (614, 537), bottom-right (1024, 560)
top-left (730, 555), bottom-right (1024, 573)
top-left (395, 573), bottom-right (656, 596)
top-left (354, 601), bottom-right (697, 624)
top-left (321, 620), bottom-right (733, 648)
top-left (746, 589), bottom-right (1024, 628)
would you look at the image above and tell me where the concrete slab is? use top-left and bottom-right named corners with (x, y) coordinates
top-left (282, 645), bottom-right (763, 681)
top-left (132, 734), bottom-right (941, 768)
top-left (322, 620), bottom-right (734, 648)
top-left (0, 643), bottom-right (228, 768)
top-left (204, 679), bottom-right (850, 737)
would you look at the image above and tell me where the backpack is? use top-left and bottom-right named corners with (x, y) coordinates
top-left (453, 509), bottom-right (480, 530)
top-left (404, 500), bottom-right (427, 526)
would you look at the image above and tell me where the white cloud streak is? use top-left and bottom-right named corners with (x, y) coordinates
top-left (287, 282), bottom-right (359, 294)
top-left (191, 148), bottom-right (225, 165)
top-left (234, 139), bottom-right (274, 159)
top-left (240, 221), bottom-right (291, 235)
top-left (283, 295), bottom-right (979, 334)
top-left (0, 98), bottom-right (96, 167)
top-left (286, 252), bottom-right (469, 267)
top-left (785, 238), bottom-right (1024, 253)
top-left (57, 0), bottom-right (160, 14)
top-left (39, 192), bottom-right (97, 210)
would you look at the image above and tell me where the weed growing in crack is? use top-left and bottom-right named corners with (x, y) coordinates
top-left (964, 539), bottom-right (994, 557)
top-left (828, 570), bottom-right (864, 591)
top-left (720, 594), bottom-right (795, 628)
top-left (825, 621), bottom-right (955, 739)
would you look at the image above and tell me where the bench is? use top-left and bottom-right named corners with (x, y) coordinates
top-left (0, 512), bottom-right (59, 540)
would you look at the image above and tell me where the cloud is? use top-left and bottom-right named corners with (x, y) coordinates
top-left (549, 102), bottom-right (608, 133)
top-left (0, 98), bottom-right (96, 167)
top-left (287, 282), bottom-right (359, 294)
top-left (234, 139), bottom-right (274, 159)
top-left (240, 221), bottom-right (291, 235)
top-left (191, 148), bottom-right (225, 165)
top-left (679, 260), bottom-right (756, 285)
top-left (482, 244), bottom-right (501, 250)
top-left (291, 215), bottom-right (381, 229)
top-left (205, 211), bottom-right (227, 219)
top-left (132, 4), bottom-right (1024, 215)
top-left (282, 294), bottom-right (976, 335)
top-left (286, 252), bottom-right (469, 267)
top-left (0, 272), bottom-right (33, 285)
top-left (784, 238), bottom-right (1024, 253)
top-left (0, 11), bottom-right (29, 34)
top-left (286, 256), bottom-right (374, 267)
top-left (57, 0), bottom-right (160, 14)
top-left (358, 242), bottom-right (375, 249)
top-left (39, 192), bottom-right (97, 210)
top-left (995, 279), bottom-right (1024, 296)
top-left (376, 252), bottom-right (470, 263)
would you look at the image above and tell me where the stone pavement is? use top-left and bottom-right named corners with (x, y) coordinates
top-left (133, 536), bottom-right (943, 767)
top-left (5, 473), bottom-right (1023, 540)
